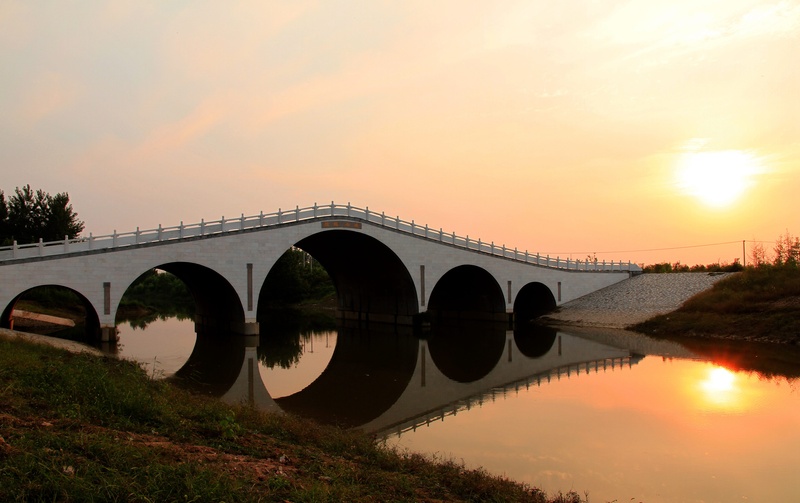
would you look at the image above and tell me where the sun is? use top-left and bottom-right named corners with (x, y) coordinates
top-left (676, 150), bottom-right (761, 207)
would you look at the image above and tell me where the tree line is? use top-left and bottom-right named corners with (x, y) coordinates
top-left (0, 185), bottom-right (84, 246)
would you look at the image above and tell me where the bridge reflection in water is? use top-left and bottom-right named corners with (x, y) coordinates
top-left (165, 319), bottom-right (651, 435)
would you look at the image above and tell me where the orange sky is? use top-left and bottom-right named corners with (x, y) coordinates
top-left (1, 1), bottom-right (798, 266)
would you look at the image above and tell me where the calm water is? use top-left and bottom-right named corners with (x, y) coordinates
top-left (113, 317), bottom-right (800, 503)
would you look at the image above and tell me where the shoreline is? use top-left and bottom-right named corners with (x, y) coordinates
top-left (540, 272), bottom-right (735, 329)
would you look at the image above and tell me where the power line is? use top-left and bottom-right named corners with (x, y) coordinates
top-left (542, 239), bottom-right (772, 256)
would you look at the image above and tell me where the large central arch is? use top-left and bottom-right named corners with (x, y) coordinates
top-left (282, 230), bottom-right (419, 324)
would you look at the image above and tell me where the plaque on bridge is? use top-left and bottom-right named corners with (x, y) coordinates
top-left (321, 221), bottom-right (362, 229)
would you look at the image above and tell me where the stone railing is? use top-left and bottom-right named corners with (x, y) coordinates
top-left (0, 202), bottom-right (641, 272)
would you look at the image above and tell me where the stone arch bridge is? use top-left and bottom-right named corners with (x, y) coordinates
top-left (0, 203), bottom-right (641, 341)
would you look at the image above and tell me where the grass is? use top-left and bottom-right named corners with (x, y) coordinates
top-left (0, 334), bottom-right (584, 502)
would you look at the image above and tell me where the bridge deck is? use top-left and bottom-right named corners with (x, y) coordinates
top-left (0, 202), bottom-right (640, 273)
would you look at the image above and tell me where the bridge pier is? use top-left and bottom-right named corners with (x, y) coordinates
top-left (100, 325), bottom-right (118, 343)
top-left (193, 316), bottom-right (260, 336)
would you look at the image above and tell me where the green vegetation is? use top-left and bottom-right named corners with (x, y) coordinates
top-left (642, 260), bottom-right (743, 273)
top-left (0, 335), bottom-right (583, 502)
top-left (117, 270), bottom-right (195, 328)
top-left (260, 248), bottom-right (336, 307)
top-left (0, 185), bottom-right (84, 245)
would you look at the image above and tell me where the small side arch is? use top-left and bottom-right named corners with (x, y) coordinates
top-left (1, 285), bottom-right (101, 339)
top-left (514, 282), bottom-right (557, 323)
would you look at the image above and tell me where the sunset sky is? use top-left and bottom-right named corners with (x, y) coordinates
top-left (2, 1), bottom-right (798, 266)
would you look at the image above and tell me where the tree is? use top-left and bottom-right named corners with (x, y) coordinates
top-left (774, 231), bottom-right (800, 267)
top-left (0, 190), bottom-right (8, 245)
top-left (0, 185), bottom-right (84, 245)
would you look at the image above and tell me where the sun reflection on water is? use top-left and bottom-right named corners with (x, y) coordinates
top-left (696, 365), bottom-right (743, 412)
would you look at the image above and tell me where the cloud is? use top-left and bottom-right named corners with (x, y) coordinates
top-left (15, 72), bottom-right (80, 127)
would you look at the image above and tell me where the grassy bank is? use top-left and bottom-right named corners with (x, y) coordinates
top-left (631, 265), bottom-right (800, 345)
top-left (0, 335), bottom-right (582, 503)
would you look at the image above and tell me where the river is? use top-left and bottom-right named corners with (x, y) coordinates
top-left (111, 315), bottom-right (800, 503)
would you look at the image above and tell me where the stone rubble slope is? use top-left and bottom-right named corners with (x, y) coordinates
top-left (543, 272), bottom-right (735, 329)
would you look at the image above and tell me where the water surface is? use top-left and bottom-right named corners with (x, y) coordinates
top-left (113, 317), bottom-right (800, 503)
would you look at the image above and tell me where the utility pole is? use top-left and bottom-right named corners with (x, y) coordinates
top-left (742, 240), bottom-right (746, 267)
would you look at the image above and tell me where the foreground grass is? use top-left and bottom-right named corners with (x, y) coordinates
top-left (631, 266), bottom-right (800, 346)
top-left (0, 336), bottom-right (582, 503)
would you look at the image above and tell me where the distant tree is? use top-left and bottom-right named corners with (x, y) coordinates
top-left (0, 185), bottom-right (84, 245)
top-left (749, 241), bottom-right (769, 267)
top-left (774, 231), bottom-right (800, 267)
top-left (43, 191), bottom-right (84, 241)
top-left (0, 190), bottom-right (8, 245)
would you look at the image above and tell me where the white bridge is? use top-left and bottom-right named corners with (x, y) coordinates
top-left (0, 203), bottom-right (640, 340)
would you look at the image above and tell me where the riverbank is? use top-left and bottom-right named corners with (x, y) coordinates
top-left (0, 334), bottom-right (583, 503)
top-left (543, 268), bottom-right (800, 347)
top-left (541, 272), bottom-right (735, 329)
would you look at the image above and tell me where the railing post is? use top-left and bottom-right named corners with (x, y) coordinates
top-left (439, 228), bottom-right (443, 241)
top-left (478, 238), bottom-right (482, 252)
top-left (38, 238), bottom-right (43, 256)
top-left (201, 219), bottom-right (205, 235)
top-left (330, 201), bottom-right (335, 216)
top-left (453, 232), bottom-right (456, 245)
top-left (365, 206), bottom-right (370, 222)
top-left (12, 240), bottom-right (17, 258)
top-left (88, 234), bottom-right (94, 250)
top-left (313, 203), bottom-right (317, 218)
top-left (113, 231), bottom-right (118, 247)
top-left (135, 227), bottom-right (140, 244)
top-left (346, 202), bottom-right (350, 217)
top-left (411, 220), bottom-right (415, 235)
top-left (296, 205), bottom-right (300, 220)
top-left (278, 209), bottom-right (282, 224)
top-left (425, 224), bottom-right (428, 238)
top-left (220, 216), bottom-right (225, 232)
top-left (381, 211), bottom-right (385, 226)
top-left (259, 211), bottom-right (264, 226)
top-left (466, 236), bottom-right (469, 249)
top-left (158, 224), bottom-right (163, 240)
top-left (491, 242), bottom-right (494, 255)
top-left (240, 213), bottom-right (245, 230)
top-left (63, 235), bottom-right (69, 252)
top-left (179, 222), bottom-right (184, 238)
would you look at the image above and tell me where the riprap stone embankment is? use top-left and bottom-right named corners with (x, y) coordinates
top-left (542, 272), bottom-right (734, 329)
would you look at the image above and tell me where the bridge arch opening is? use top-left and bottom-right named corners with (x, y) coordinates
top-left (514, 282), bottom-right (557, 323)
top-left (120, 262), bottom-right (245, 336)
top-left (259, 230), bottom-right (419, 325)
top-left (427, 265), bottom-right (506, 322)
top-left (1, 285), bottom-right (101, 340)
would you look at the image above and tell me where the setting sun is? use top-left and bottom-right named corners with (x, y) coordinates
top-left (676, 150), bottom-right (762, 208)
